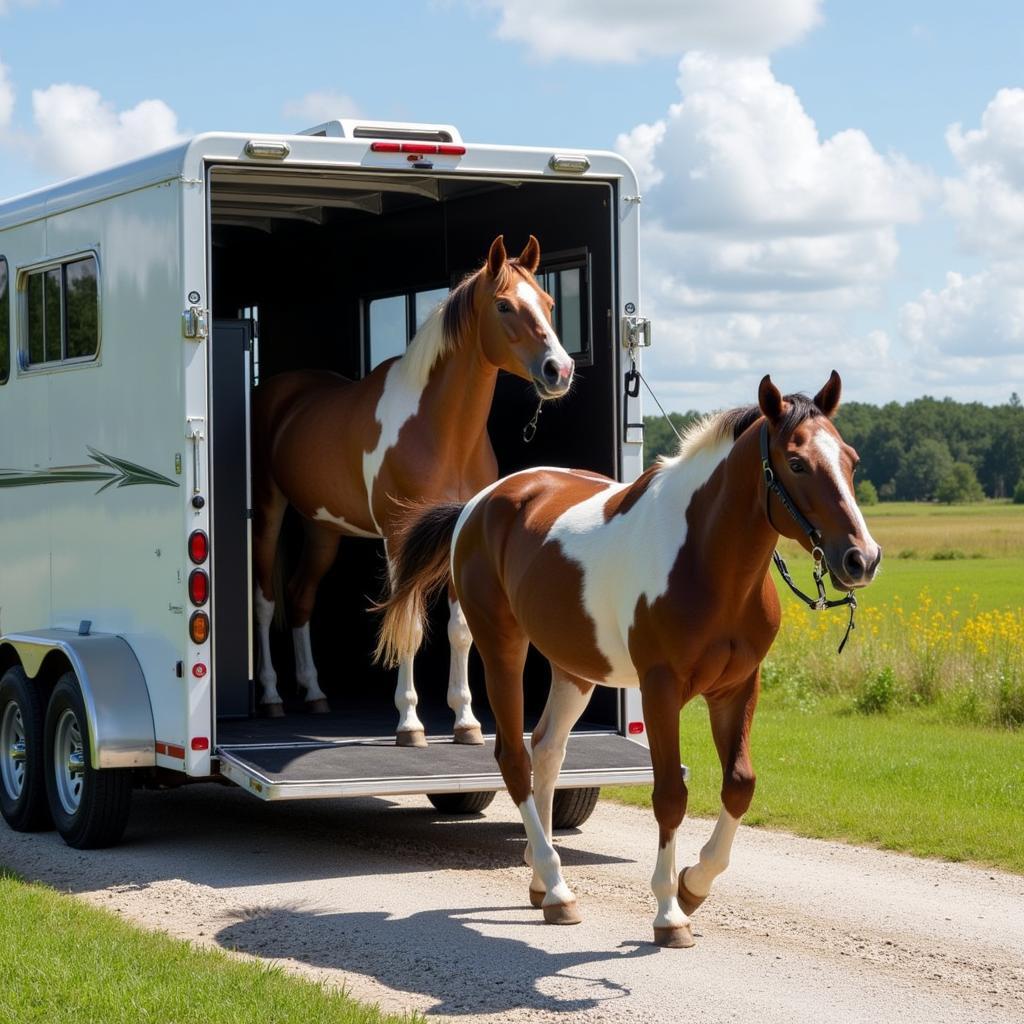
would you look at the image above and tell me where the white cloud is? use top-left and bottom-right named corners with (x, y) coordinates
top-left (0, 60), bottom-right (13, 128)
top-left (282, 90), bottom-right (360, 128)
top-left (30, 83), bottom-right (185, 178)
top-left (478, 0), bottom-right (822, 62)
top-left (944, 88), bottom-right (1024, 258)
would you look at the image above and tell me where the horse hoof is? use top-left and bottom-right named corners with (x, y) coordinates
top-left (529, 889), bottom-right (545, 909)
top-left (654, 924), bottom-right (695, 948)
top-left (396, 729), bottom-right (428, 748)
top-left (261, 703), bottom-right (285, 719)
top-left (454, 725), bottom-right (485, 745)
top-left (542, 901), bottom-right (582, 925)
top-left (305, 698), bottom-right (331, 715)
top-left (678, 867), bottom-right (708, 916)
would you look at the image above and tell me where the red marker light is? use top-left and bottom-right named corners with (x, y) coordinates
top-left (191, 737), bottom-right (209, 751)
top-left (188, 530), bottom-right (209, 564)
top-left (370, 141), bottom-right (465, 156)
top-left (628, 721), bottom-right (645, 735)
top-left (192, 663), bottom-right (207, 679)
top-left (188, 569), bottom-right (209, 606)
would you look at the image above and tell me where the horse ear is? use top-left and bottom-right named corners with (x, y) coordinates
top-left (517, 234), bottom-right (541, 273)
top-left (813, 370), bottom-right (842, 418)
top-left (758, 374), bottom-right (784, 424)
top-left (486, 235), bottom-right (507, 277)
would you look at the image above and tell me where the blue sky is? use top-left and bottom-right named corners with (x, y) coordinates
top-left (2, 1), bottom-right (1023, 410)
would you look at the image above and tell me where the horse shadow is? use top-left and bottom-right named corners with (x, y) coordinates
top-left (215, 902), bottom-right (659, 1016)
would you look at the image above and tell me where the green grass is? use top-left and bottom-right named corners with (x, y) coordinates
top-left (607, 695), bottom-right (1024, 874)
top-left (0, 869), bottom-right (416, 1024)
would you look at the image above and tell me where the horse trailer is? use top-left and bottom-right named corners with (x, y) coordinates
top-left (0, 119), bottom-right (657, 848)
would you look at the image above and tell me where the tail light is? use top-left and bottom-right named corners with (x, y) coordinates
top-left (188, 530), bottom-right (209, 563)
top-left (189, 611), bottom-right (210, 644)
top-left (188, 569), bottom-right (209, 606)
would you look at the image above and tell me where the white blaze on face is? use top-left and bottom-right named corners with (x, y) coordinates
top-left (812, 430), bottom-right (879, 556)
top-left (515, 280), bottom-right (573, 373)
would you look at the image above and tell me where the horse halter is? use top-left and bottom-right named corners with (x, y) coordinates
top-left (759, 422), bottom-right (858, 654)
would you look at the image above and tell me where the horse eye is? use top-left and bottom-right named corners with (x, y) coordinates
top-left (788, 458), bottom-right (805, 474)
top-left (496, 300), bottom-right (512, 314)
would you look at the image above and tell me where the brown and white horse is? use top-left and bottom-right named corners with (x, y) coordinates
top-left (251, 235), bottom-right (574, 744)
top-left (377, 372), bottom-right (881, 944)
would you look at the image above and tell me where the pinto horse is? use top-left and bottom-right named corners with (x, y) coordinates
top-left (377, 371), bottom-right (881, 944)
top-left (251, 235), bottom-right (574, 744)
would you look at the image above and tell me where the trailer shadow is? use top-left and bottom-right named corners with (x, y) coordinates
top-left (215, 903), bottom-right (660, 1016)
top-left (0, 785), bottom-right (634, 896)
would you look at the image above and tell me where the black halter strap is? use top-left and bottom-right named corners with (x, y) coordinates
top-left (759, 422), bottom-right (857, 653)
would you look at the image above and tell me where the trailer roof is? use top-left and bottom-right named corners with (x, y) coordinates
top-left (0, 130), bottom-right (637, 232)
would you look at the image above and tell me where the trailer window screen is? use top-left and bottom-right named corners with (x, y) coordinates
top-left (0, 258), bottom-right (8, 385)
top-left (23, 255), bottom-right (99, 367)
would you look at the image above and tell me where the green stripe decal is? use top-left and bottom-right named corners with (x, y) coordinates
top-left (0, 448), bottom-right (179, 492)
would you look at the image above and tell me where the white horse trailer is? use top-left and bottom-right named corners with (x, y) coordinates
top-left (0, 120), bottom-right (656, 848)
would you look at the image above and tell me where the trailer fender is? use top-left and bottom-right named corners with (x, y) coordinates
top-left (0, 630), bottom-right (155, 769)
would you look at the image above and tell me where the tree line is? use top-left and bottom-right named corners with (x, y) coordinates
top-left (642, 393), bottom-right (1024, 503)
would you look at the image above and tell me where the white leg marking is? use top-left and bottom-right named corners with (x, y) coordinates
top-left (446, 599), bottom-right (480, 732)
top-left (519, 795), bottom-right (574, 908)
top-left (254, 589), bottom-right (281, 706)
top-left (394, 618), bottom-right (425, 736)
top-left (292, 623), bottom-right (327, 703)
top-left (683, 807), bottom-right (742, 899)
top-left (528, 674), bottom-right (593, 889)
top-left (651, 831), bottom-right (689, 930)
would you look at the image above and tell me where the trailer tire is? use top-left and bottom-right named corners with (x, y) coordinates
top-left (0, 667), bottom-right (53, 832)
top-left (552, 787), bottom-right (600, 829)
top-left (427, 790), bottom-right (497, 815)
top-left (44, 673), bottom-right (132, 849)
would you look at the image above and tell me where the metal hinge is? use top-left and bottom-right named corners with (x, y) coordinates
top-left (622, 316), bottom-right (652, 349)
top-left (182, 307), bottom-right (209, 340)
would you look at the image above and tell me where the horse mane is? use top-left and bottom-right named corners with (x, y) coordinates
top-left (398, 259), bottom-right (534, 388)
top-left (659, 393), bottom-right (823, 465)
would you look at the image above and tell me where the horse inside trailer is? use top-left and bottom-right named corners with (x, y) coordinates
top-left (206, 155), bottom-right (652, 804)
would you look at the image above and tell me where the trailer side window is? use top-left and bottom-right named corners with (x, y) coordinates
top-left (0, 257), bottom-right (9, 385)
top-left (23, 254), bottom-right (99, 369)
top-left (366, 286), bottom-right (450, 373)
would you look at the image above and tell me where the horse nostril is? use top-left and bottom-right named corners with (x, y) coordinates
top-left (541, 358), bottom-right (561, 387)
top-left (843, 547), bottom-right (867, 581)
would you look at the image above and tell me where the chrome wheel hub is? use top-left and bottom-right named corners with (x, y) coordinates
top-left (1, 701), bottom-right (26, 801)
top-left (53, 708), bottom-right (85, 815)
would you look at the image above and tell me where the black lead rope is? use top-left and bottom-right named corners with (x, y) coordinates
top-left (760, 423), bottom-right (858, 654)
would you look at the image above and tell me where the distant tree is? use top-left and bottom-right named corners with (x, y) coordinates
top-left (643, 412), bottom-right (701, 465)
top-left (894, 438), bottom-right (954, 501)
top-left (936, 462), bottom-right (985, 504)
top-left (855, 478), bottom-right (879, 505)
top-left (1014, 479), bottom-right (1024, 505)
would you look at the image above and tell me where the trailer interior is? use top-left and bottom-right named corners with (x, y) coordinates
top-left (206, 165), bottom-right (652, 798)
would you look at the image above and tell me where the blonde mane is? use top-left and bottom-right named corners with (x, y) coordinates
top-left (657, 408), bottom-right (757, 467)
top-left (398, 302), bottom-right (453, 389)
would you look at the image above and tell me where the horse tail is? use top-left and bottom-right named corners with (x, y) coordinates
top-left (375, 501), bottom-right (465, 669)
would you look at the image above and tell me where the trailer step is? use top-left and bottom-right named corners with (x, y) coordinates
top-left (216, 732), bottom-right (655, 801)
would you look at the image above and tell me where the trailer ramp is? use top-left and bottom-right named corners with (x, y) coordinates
top-left (217, 732), bottom-right (654, 801)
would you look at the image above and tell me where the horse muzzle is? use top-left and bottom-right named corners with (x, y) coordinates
top-left (531, 355), bottom-right (574, 399)
top-left (829, 544), bottom-right (882, 590)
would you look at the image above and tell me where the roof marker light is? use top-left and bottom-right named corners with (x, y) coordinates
top-left (370, 142), bottom-right (466, 156)
top-left (549, 153), bottom-right (590, 174)
top-left (245, 139), bottom-right (290, 160)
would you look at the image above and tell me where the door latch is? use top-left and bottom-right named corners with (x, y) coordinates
top-left (182, 306), bottom-right (209, 340)
top-left (622, 315), bottom-right (652, 349)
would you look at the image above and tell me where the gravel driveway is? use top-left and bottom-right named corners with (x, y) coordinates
top-left (2, 785), bottom-right (1021, 1023)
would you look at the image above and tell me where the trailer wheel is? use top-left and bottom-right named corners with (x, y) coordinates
top-left (0, 667), bottom-right (53, 832)
top-left (44, 673), bottom-right (132, 849)
top-left (427, 790), bottom-right (497, 815)
top-left (552, 787), bottom-right (600, 829)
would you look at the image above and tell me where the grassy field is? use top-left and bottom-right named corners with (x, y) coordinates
top-left (609, 501), bottom-right (1024, 874)
top-left (0, 869), bottom-right (415, 1024)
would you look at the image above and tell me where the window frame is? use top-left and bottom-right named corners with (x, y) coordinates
top-left (16, 249), bottom-right (102, 375)
top-left (360, 248), bottom-right (594, 376)
top-left (0, 256), bottom-right (9, 386)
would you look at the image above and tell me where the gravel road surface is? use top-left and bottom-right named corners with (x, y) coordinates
top-left (2, 785), bottom-right (1021, 1023)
